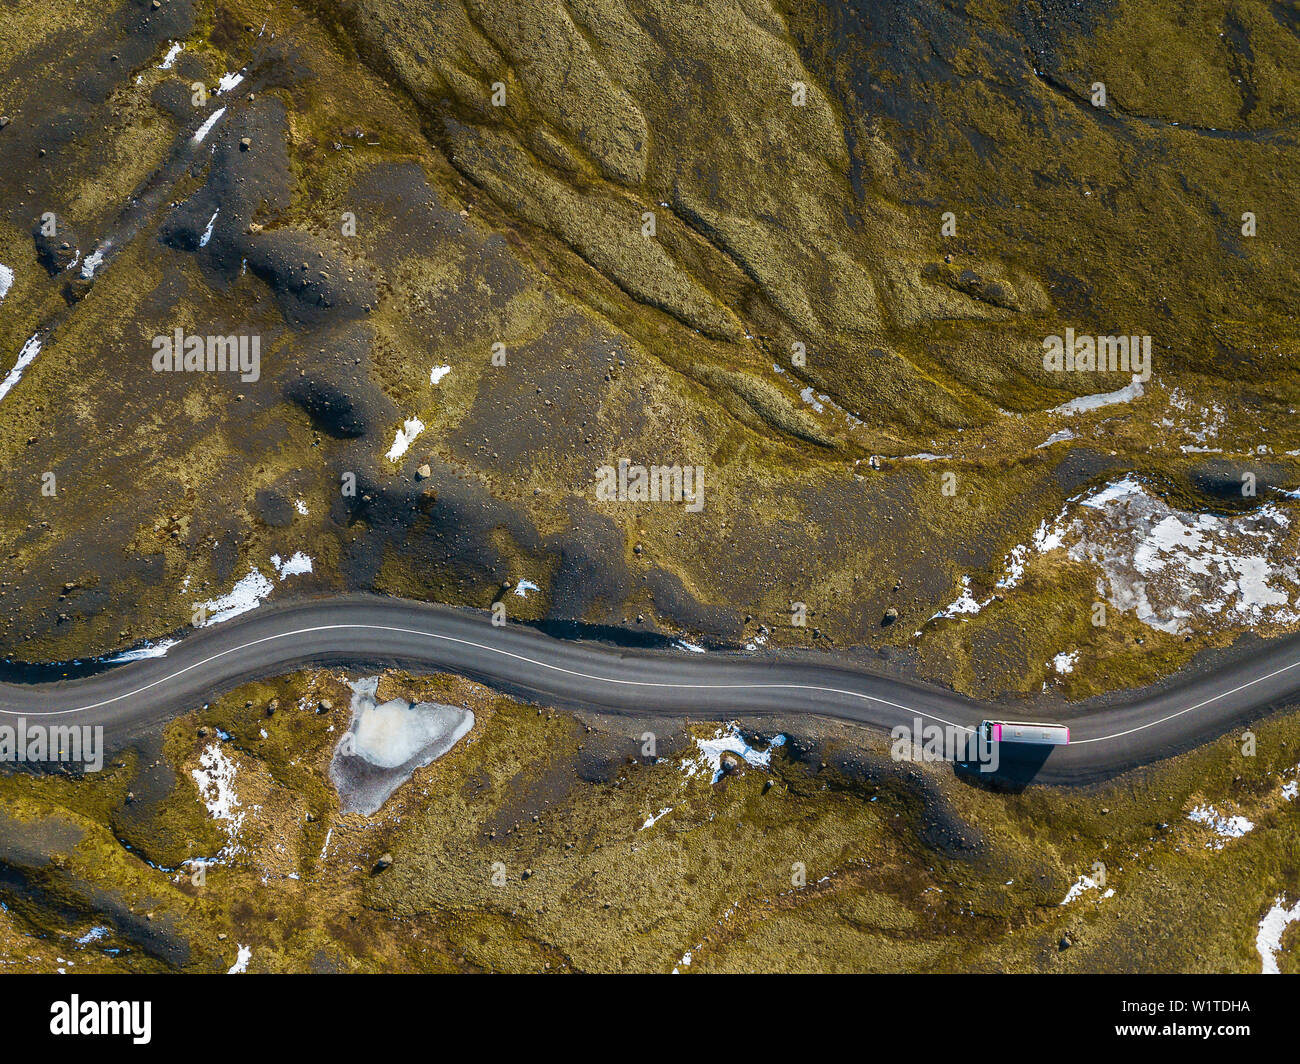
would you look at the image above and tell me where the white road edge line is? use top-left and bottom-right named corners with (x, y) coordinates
top-left (0, 623), bottom-right (972, 732)
top-left (6, 621), bottom-right (1294, 748)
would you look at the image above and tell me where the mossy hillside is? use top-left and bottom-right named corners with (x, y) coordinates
top-left (4, 665), bottom-right (1300, 972)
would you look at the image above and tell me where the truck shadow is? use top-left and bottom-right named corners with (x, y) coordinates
top-left (953, 744), bottom-right (1054, 792)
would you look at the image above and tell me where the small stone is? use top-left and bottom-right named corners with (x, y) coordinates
top-left (238, 137), bottom-right (251, 151)
top-left (266, 699), bottom-right (278, 716)
top-left (0, 117), bottom-right (10, 130)
top-left (415, 464), bottom-right (431, 480)
top-left (317, 699), bottom-right (332, 714)
top-left (1059, 935), bottom-right (1072, 951)
top-left (374, 853), bottom-right (393, 872)
top-left (521, 868), bottom-right (533, 880)
top-left (882, 606), bottom-right (899, 626)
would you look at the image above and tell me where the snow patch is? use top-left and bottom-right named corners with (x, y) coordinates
top-left (195, 568), bottom-right (273, 625)
top-left (1060, 874), bottom-right (1114, 905)
top-left (80, 245), bottom-right (106, 279)
top-left (103, 638), bottom-right (179, 664)
top-left (1052, 375), bottom-right (1144, 415)
top-left (192, 107), bottom-right (226, 144)
top-left (199, 210), bottom-right (218, 248)
top-left (0, 334), bottom-right (42, 402)
top-left (386, 418), bottom-right (424, 461)
top-left (271, 551), bottom-right (313, 579)
top-left (683, 724), bottom-right (786, 783)
top-left (1257, 897), bottom-right (1300, 974)
top-left (1052, 650), bottom-right (1078, 675)
top-left (1188, 804), bottom-right (1254, 849)
top-left (192, 743), bottom-right (244, 857)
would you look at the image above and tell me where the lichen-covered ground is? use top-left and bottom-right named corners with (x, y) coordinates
top-left (1, 0), bottom-right (1297, 689)
top-left (2, 669), bottom-right (1300, 973)
top-left (0, 0), bottom-right (1298, 972)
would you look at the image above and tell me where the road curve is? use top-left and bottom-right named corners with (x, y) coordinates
top-left (1, 593), bottom-right (1297, 784)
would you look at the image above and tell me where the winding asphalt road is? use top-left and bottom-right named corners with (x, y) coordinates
top-left (1, 594), bottom-right (1298, 784)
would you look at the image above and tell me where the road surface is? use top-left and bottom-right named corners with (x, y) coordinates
top-left (0, 594), bottom-right (1296, 783)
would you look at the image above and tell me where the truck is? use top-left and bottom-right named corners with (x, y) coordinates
top-left (979, 720), bottom-right (1070, 745)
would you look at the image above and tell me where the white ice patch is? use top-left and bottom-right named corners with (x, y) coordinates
top-left (0, 264), bottom-right (13, 302)
top-left (331, 677), bottom-right (475, 814)
top-left (346, 682), bottom-right (474, 768)
top-left (683, 723), bottom-right (786, 783)
top-left (386, 417), bottom-right (424, 461)
top-left (513, 579), bottom-right (539, 597)
top-left (640, 807), bottom-right (672, 830)
top-left (429, 364), bottom-right (451, 385)
top-left (103, 638), bottom-right (179, 664)
top-left (215, 70), bottom-right (245, 94)
top-left (159, 42), bottom-right (183, 69)
top-left (271, 551), bottom-right (313, 579)
top-left (227, 945), bottom-right (251, 974)
top-left (674, 639), bottom-right (706, 653)
top-left (1188, 804), bottom-right (1254, 849)
top-left (294, 499), bottom-right (308, 515)
top-left (199, 210), bottom-right (218, 248)
top-left (1052, 375), bottom-right (1144, 415)
top-left (0, 334), bottom-right (42, 402)
top-left (76, 926), bottom-right (109, 945)
top-left (192, 106), bottom-right (226, 144)
top-left (1257, 897), bottom-right (1300, 974)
